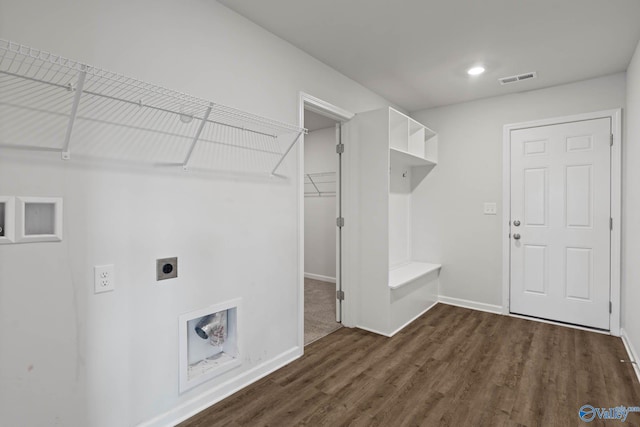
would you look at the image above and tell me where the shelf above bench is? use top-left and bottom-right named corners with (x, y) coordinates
top-left (389, 262), bottom-right (441, 289)
top-left (390, 147), bottom-right (437, 168)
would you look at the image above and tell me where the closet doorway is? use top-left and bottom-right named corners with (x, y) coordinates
top-left (303, 109), bottom-right (341, 345)
top-left (300, 94), bottom-right (354, 346)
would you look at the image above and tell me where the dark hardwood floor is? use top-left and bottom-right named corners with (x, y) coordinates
top-left (179, 304), bottom-right (640, 427)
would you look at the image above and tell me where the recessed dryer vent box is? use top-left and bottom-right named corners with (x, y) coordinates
top-left (16, 197), bottom-right (63, 243)
top-left (178, 299), bottom-right (241, 393)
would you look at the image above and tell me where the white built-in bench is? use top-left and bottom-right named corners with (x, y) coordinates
top-left (388, 262), bottom-right (442, 290)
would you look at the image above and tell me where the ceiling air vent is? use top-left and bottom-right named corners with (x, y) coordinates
top-left (499, 72), bottom-right (537, 85)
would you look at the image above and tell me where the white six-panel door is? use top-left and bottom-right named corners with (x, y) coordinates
top-left (510, 118), bottom-right (611, 330)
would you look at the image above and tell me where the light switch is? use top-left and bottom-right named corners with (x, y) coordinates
top-left (484, 202), bottom-right (497, 215)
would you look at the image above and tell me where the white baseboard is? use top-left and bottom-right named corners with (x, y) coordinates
top-left (437, 296), bottom-right (612, 335)
top-left (137, 346), bottom-right (302, 427)
top-left (438, 296), bottom-right (503, 314)
top-left (388, 301), bottom-right (439, 337)
top-left (356, 301), bottom-right (439, 338)
top-left (304, 273), bottom-right (336, 283)
top-left (355, 324), bottom-right (392, 337)
top-left (621, 328), bottom-right (640, 386)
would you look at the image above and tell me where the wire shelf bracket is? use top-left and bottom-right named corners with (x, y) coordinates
top-left (304, 172), bottom-right (336, 197)
top-left (61, 66), bottom-right (86, 160)
top-left (271, 131), bottom-right (303, 176)
top-left (0, 39), bottom-right (307, 175)
top-left (183, 102), bottom-right (213, 170)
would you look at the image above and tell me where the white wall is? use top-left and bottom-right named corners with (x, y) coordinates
top-left (304, 126), bottom-right (337, 281)
top-left (623, 41), bottom-right (640, 362)
top-left (411, 73), bottom-right (626, 307)
top-left (389, 166), bottom-right (412, 268)
top-left (0, 1), bottom-right (393, 426)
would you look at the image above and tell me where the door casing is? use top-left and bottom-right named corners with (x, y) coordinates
top-left (502, 109), bottom-right (622, 336)
top-left (298, 92), bottom-right (355, 352)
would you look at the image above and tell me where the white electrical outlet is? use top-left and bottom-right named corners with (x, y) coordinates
top-left (484, 202), bottom-right (497, 215)
top-left (94, 264), bottom-right (115, 294)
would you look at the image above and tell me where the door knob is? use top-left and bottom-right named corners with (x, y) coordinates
top-left (513, 233), bottom-right (521, 240)
top-left (513, 220), bottom-right (521, 226)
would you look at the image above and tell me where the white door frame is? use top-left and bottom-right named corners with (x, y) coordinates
top-left (297, 92), bottom-right (354, 351)
top-left (502, 109), bottom-right (622, 336)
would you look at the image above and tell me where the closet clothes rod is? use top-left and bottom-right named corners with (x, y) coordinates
top-left (304, 192), bottom-right (336, 197)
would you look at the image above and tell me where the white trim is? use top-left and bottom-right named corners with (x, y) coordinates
top-left (502, 123), bottom-right (511, 316)
top-left (387, 301), bottom-right (439, 336)
top-left (300, 93), bottom-right (355, 123)
top-left (610, 109), bottom-right (622, 336)
top-left (621, 328), bottom-right (640, 386)
top-left (0, 196), bottom-right (15, 244)
top-left (303, 272), bottom-right (336, 283)
top-left (356, 301), bottom-right (439, 337)
top-left (137, 346), bottom-right (302, 427)
top-left (438, 296), bottom-right (503, 314)
top-left (502, 109), bottom-right (622, 334)
top-left (15, 196), bottom-right (63, 243)
top-left (355, 324), bottom-right (393, 338)
top-left (437, 297), bottom-right (611, 335)
top-left (298, 92), bottom-right (355, 352)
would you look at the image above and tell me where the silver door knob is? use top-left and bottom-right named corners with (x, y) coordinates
top-left (513, 233), bottom-right (521, 240)
top-left (513, 220), bottom-right (521, 226)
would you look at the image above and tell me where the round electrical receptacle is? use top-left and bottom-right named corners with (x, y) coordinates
top-left (162, 263), bottom-right (174, 274)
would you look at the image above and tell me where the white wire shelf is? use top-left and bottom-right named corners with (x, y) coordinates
top-left (0, 39), bottom-right (306, 175)
top-left (304, 172), bottom-right (336, 197)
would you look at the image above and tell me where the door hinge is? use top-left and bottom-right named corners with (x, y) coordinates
top-left (337, 217), bottom-right (344, 228)
top-left (337, 290), bottom-right (345, 301)
top-left (336, 143), bottom-right (344, 154)
top-left (610, 301), bottom-right (612, 313)
top-left (610, 217), bottom-right (613, 230)
top-left (610, 134), bottom-right (614, 147)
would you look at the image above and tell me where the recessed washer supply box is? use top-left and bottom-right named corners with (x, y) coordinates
top-left (16, 196), bottom-right (63, 243)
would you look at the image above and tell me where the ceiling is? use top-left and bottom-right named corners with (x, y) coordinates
top-left (218, 0), bottom-right (640, 112)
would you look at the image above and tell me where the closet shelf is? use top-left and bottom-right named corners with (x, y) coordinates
top-left (389, 262), bottom-right (441, 289)
top-left (304, 172), bottom-right (336, 197)
top-left (390, 147), bottom-right (436, 168)
top-left (0, 39), bottom-right (306, 175)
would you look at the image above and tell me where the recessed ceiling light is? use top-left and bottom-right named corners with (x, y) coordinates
top-left (467, 66), bottom-right (485, 76)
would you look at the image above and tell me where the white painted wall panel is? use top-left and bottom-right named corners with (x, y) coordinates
top-left (523, 245), bottom-right (547, 294)
top-left (566, 247), bottom-right (591, 300)
top-left (524, 139), bottom-right (548, 156)
top-left (566, 135), bottom-right (593, 152)
top-left (565, 165), bottom-right (592, 228)
top-left (524, 168), bottom-right (547, 226)
top-left (389, 165), bottom-right (412, 268)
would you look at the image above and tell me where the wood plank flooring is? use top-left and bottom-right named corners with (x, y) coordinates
top-left (179, 304), bottom-right (640, 427)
